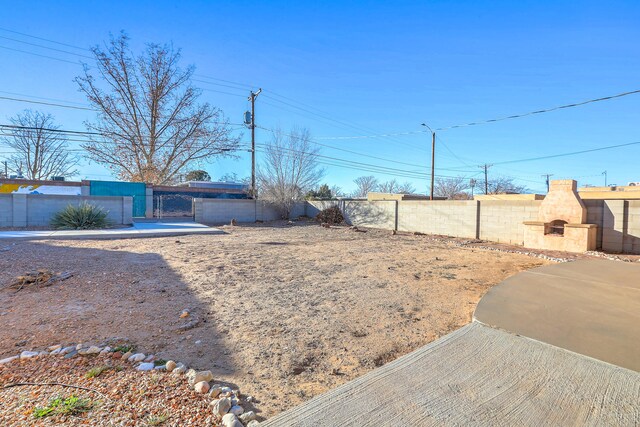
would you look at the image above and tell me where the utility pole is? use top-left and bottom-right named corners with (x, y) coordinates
top-left (2, 161), bottom-right (7, 178)
top-left (542, 173), bottom-right (553, 192)
top-left (248, 88), bottom-right (262, 198)
top-left (602, 170), bottom-right (607, 187)
top-left (469, 178), bottom-right (476, 198)
top-left (421, 123), bottom-right (435, 200)
top-left (479, 164), bottom-right (492, 194)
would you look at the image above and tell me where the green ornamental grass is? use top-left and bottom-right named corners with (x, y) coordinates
top-left (51, 202), bottom-right (110, 230)
top-left (33, 395), bottom-right (94, 418)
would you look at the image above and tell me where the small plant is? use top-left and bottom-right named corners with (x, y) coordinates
top-left (316, 206), bottom-right (344, 225)
top-left (153, 359), bottom-right (167, 366)
top-left (85, 365), bottom-right (109, 379)
top-left (147, 413), bottom-right (169, 426)
top-left (33, 395), bottom-right (94, 418)
top-left (51, 202), bottom-right (110, 230)
top-left (113, 344), bottom-right (134, 353)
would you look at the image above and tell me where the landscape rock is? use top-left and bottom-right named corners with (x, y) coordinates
top-left (210, 397), bottom-right (232, 416)
top-left (221, 413), bottom-right (243, 427)
top-left (60, 346), bottom-right (76, 355)
top-left (172, 363), bottom-right (187, 375)
top-left (165, 360), bottom-right (177, 372)
top-left (194, 381), bottom-right (210, 393)
top-left (50, 348), bottom-right (62, 355)
top-left (85, 346), bottom-right (102, 354)
top-left (76, 343), bottom-right (83, 350)
top-left (47, 344), bottom-right (62, 352)
top-left (144, 354), bottom-right (155, 362)
top-left (137, 362), bottom-right (155, 371)
top-left (100, 346), bottom-right (111, 354)
top-left (239, 411), bottom-right (257, 423)
top-left (121, 351), bottom-right (132, 360)
top-left (0, 356), bottom-right (19, 365)
top-left (38, 351), bottom-right (49, 356)
top-left (187, 369), bottom-right (213, 386)
top-left (229, 405), bottom-right (244, 416)
top-left (112, 351), bottom-right (123, 359)
top-left (209, 384), bottom-right (223, 398)
top-left (20, 351), bottom-right (38, 359)
top-left (64, 350), bottom-right (78, 359)
top-left (128, 353), bottom-right (146, 362)
top-left (247, 421), bottom-right (260, 427)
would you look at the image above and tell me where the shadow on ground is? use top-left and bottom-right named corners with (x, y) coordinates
top-left (0, 241), bottom-right (247, 409)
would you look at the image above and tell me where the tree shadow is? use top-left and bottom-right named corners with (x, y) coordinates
top-left (0, 240), bottom-right (242, 403)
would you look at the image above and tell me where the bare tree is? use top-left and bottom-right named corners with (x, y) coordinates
top-left (257, 127), bottom-right (325, 218)
top-left (75, 33), bottom-right (239, 184)
top-left (487, 177), bottom-right (528, 194)
top-left (1, 110), bottom-right (78, 179)
top-left (351, 175), bottom-right (379, 198)
top-left (378, 179), bottom-right (416, 194)
top-left (434, 176), bottom-right (470, 199)
top-left (330, 185), bottom-right (344, 198)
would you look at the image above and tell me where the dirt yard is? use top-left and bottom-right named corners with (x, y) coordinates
top-left (0, 222), bottom-right (550, 419)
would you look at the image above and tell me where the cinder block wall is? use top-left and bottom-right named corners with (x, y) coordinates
top-left (584, 200), bottom-right (604, 248)
top-left (306, 200), bottom-right (397, 229)
top-left (479, 200), bottom-right (541, 244)
top-left (626, 201), bottom-right (640, 254)
top-left (192, 197), bottom-right (640, 254)
top-left (0, 194), bottom-right (14, 227)
top-left (194, 199), bottom-right (306, 224)
top-left (398, 200), bottom-right (478, 238)
top-left (0, 194), bottom-right (132, 227)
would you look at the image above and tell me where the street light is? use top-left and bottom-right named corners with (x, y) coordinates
top-left (421, 123), bottom-right (435, 200)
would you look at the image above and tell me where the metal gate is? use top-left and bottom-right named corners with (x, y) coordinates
top-left (89, 180), bottom-right (146, 217)
top-left (153, 193), bottom-right (194, 218)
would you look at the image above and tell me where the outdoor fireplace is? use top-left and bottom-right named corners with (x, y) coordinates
top-left (523, 180), bottom-right (597, 252)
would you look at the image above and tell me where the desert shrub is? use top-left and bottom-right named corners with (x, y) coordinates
top-left (51, 202), bottom-right (110, 230)
top-left (316, 206), bottom-right (344, 224)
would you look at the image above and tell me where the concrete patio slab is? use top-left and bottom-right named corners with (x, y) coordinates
top-left (262, 260), bottom-right (640, 426)
top-left (262, 322), bottom-right (640, 427)
top-left (475, 259), bottom-right (640, 371)
top-left (0, 221), bottom-right (223, 240)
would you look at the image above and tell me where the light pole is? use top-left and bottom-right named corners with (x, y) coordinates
top-left (421, 123), bottom-right (435, 200)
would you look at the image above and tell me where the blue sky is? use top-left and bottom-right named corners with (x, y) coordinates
top-left (1, 1), bottom-right (639, 194)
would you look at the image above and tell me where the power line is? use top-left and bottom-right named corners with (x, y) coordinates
top-left (0, 26), bottom-right (90, 51)
top-left (256, 125), bottom-right (447, 171)
top-left (436, 89), bottom-right (640, 131)
top-left (291, 88), bottom-right (640, 140)
top-left (0, 125), bottom-right (459, 181)
top-left (0, 95), bottom-right (95, 111)
top-left (492, 141), bottom-right (640, 165)
top-left (0, 35), bottom-right (94, 60)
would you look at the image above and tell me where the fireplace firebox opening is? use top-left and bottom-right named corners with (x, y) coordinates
top-left (546, 220), bottom-right (567, 236)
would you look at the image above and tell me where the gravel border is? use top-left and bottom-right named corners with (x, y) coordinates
top-left (0, 342), bottom-right (261, 426)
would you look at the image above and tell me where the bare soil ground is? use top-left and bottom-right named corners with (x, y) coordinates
top-left (0, 222), bottom-right (555, 419)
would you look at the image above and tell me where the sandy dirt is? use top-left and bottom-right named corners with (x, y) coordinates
top-left (0, 222), bottom-right (550, 419)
